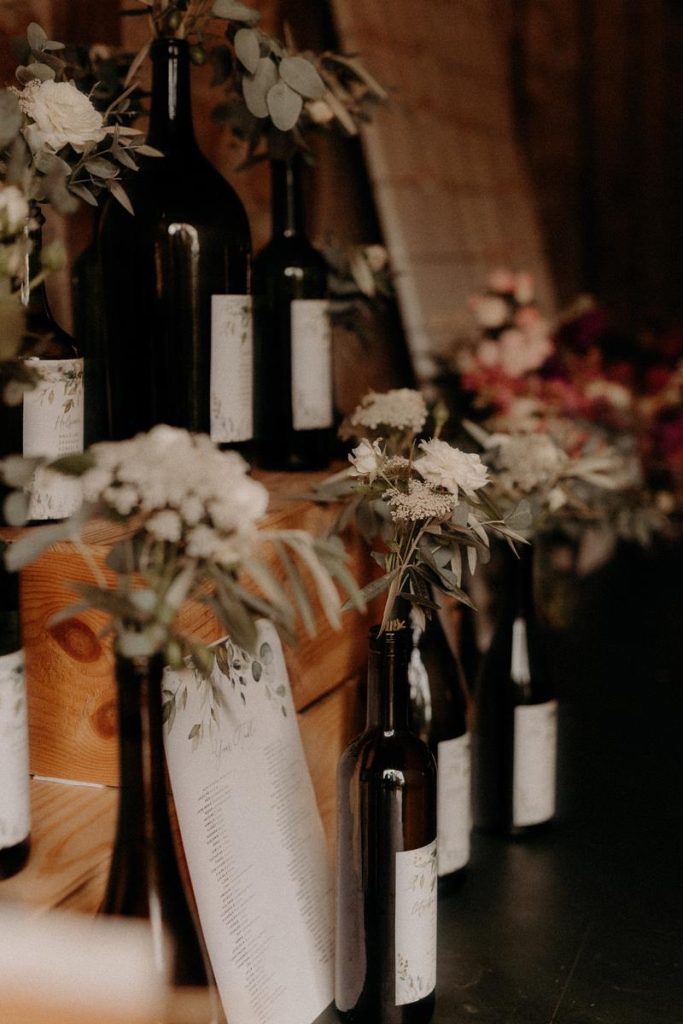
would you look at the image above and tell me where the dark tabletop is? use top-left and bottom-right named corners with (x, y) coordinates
top-left (318, 539), bottom-right (683, 1024)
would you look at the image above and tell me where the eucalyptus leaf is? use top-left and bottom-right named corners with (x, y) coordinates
top-left (266, 80), bottom-right (303, 132)
top-left (211, 0), bottom-right (261, 25)
top-left (42, 40), bottom-right (65, 52)
top-left (242, 57), bottom-right (278, 118)
top-left (235, 28), bottom-right (260, 74)
top-left (108, 180), bottom-right (134, 215)
top-left (279, 56), bottom-right (325, 100)
top-left (20, 62), bottom-right (56, 82)
top-left (27, 22), bottom-right (48, 52)
top-left (49, 452), bottom-right (95, 476)
top-left (86, 157), bottom-right (117, 179)
top-left (0, 90), bottom-right (22, 149)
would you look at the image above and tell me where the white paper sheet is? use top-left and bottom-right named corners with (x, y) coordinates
top-left (163, 621), bottom-right (334, 1024)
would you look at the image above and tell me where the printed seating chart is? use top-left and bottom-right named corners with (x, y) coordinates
top-left (163, 622), bottom-right (334, 1024)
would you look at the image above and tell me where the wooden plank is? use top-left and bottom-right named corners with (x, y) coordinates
top-left (0, 779), bottom-right (116, 915)
top-left (298, 674), bottom-right (365, 858)
top-left (5, 469), bottom-right (379, 785)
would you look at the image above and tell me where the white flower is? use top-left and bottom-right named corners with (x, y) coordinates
top-left (387, 480), bottom-right (456, 522)
top-left (104, 483), bottom-right (139, 516)
top-left (18, 79), bottom-right (106, 153)
top-left (350, 388), bottom-right (428, 433)
top-left (364, 245), bottom-right (388, 273)
top-left (584, 379), bottom-right (631, 410)
top-left (513, 271), bottom-right (535, 305)
top-left (415, 438), bottom-right (489, 498)
top-left (186, 524), bottom-right (243, 567)
top-left (306, 98), bottom-right (335, 124)
top-left (496, 327), bottom-right (552, 377)
top-left (487, 267), bottom-right (516, 293)
top-left (469, 294), bottom-right (509, 329)
top-left (497, 434), bottom-right (568, 492)
top-left (146, 509), bottom-right (182, 543)
top-left (80, 466), bottom-right (113, 503)
top-left (0, 185), bottom-right (28, 237)
top-left (349, 438), bottom-right (384, 481)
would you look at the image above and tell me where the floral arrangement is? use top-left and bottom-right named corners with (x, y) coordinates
top-left (325, 242), bottom-right (394, 342)
top-left (123, 0), bottom-right (387, 162)
top-left (314, 388), bottom-right (525, 632)
top-left (2, 22), bottom-right (159, 215)
top-left (1, 426), bottom-right (364, 669)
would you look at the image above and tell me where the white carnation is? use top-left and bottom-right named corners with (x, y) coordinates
top-left (18, 79), bottom-right (106, 153)
top-left (0, 185), bottom-right (29, 237)
top-left (350, 388), bottom-right (428, 433)
top-left (349, 438), bottom-right (384, 481)
top-left (415, 438), bottom-right (489, 498)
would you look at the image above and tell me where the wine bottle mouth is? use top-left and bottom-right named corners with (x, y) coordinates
top-left (150, 37), bottom-right (189, 60)
top-left (368, 624), bottom-right (411, 654)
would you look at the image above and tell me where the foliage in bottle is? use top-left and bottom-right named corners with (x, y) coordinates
top-left (0, 425), bottom-right (365, 671)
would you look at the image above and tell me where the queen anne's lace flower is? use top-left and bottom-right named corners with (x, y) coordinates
top-left (387, 480), bottom-right (456, 522)
top-left (415, 438), bottom-right (489, 498)
top-left (350, 388), bottom-right (428, 433)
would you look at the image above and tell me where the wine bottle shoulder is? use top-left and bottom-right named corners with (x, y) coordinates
top-left (339, 727), bottom-right (437, 780)
top-left (100, 155), bottom-right (251, 241)
top-left (253, 235), bottom-right (327, 276)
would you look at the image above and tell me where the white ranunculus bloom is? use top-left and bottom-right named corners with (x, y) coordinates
top-left (18, 79), bottom-right (106, 153)
top-left (349, 438), bottom-right (384, 481)
top-left (0, 185), bottom-right (29, 237)
top-left (470, 295), bottom-right (508, 329)
top-left (415, 438), bottom-right (489, 498)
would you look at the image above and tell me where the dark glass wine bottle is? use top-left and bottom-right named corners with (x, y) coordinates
top-left (99, 38), bottom-right (252, 445)
top-left (336, 627), bottom-right (437, 1024)
top-left (0, 213), bottom-right (84, 522)
top-left (102, 653), bottom-right (224, 1022)
top-left (253, 157), bottom-right (333, 470)
top-left (72, 210), bottom-right (107, 446)
top-left (408, 607), bottom-right (471, 886)
top-left (0, 542), bottom-right (30, 878)
top-left (472, 543), bottom-right (558, 836)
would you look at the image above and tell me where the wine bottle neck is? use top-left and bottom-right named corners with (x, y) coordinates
top-left (514, 543), bottom-right (535, 618)
top-left (21, 211), bottom-right (51, 320)
top-left (270, 158), bottom-right (305, 238)
top-left (114, 653), bottom-right (172, 840)
top-left (366, 629), bottom-right (411, 730)
top-left (147, 38), bottom-right (198, 154)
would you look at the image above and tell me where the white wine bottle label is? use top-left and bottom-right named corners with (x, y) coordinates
top-left (23, 357), bottom-right (84, 521)
top-left (437, 733), bottom-right (471, 876)
top-left (395, 839), bottom-right (437, 1006)
top-left (290, 299), bottom-right (333, 431)
top-left (0, 649), bottom-right (30, 849)
top-left (210, 295), bottom-right (253, 443)
top-left (513, 699), bottom-right (558, 827)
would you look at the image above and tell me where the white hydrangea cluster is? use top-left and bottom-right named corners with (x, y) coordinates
top-left (81, 425), bottom-right (269, 563)
top-left (387, 479), bottom-right (456, 522)
top-left (496, 434), bottom-right (569, 493)
top-left (349, 388), bottom-right (428, 434)
top-left (415, 438), bottom-right (489, 498)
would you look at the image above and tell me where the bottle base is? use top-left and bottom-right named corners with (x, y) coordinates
top-left (335, 990), bottom-right (435, 1024)
top-left (0, 836), bottom-right (30, 879)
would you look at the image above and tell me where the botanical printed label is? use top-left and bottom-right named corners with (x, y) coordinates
top-left (0, 649), bottom-right (30, 848)
top-left (210, 295), bottom-right (253, 443)
top-left (395, 839), bottom-right (437, 1006)
top-left (513, 700), bottom-right (558, 827)
top-left (437, 733), bottom-right (471, 875)
top-left (290, 299), bottom-right (333, 431)
top-left (23, 357), bottom-right (84, 521)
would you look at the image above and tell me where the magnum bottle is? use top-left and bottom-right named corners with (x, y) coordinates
top-left (99, 38), bottom-right (252, 446)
